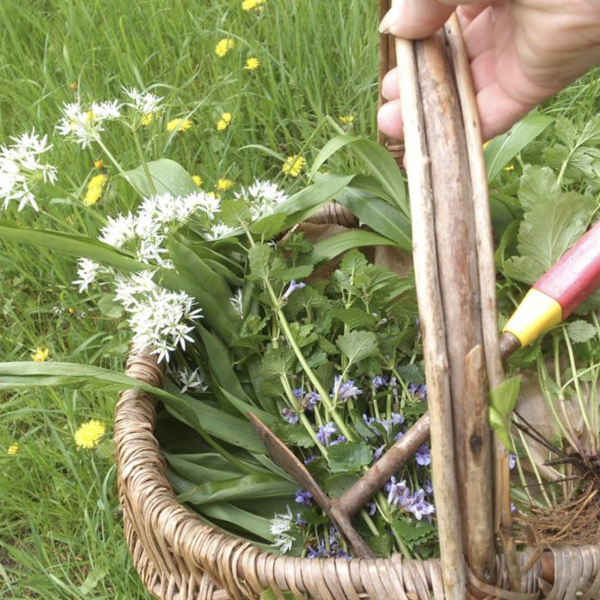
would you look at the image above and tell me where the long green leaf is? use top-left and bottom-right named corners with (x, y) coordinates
top-left (308, 231), bottom-right (396, 265)
top-left (0, 221), bottom-right (144, 273)
top-left (165, 454), bottom-right (244, 482)
top-left (177, 473), bottom-right (297, 505)
top-left (485, 115), bottom-right (553, 181)
top-left (122, 158), bottom-right (197, 197)
top-left (0, 362), bottom-right (265, 453)
top-left (336, 181), bottom-right (412, 250)
top-left (309, 136), bottom-right (407, 215)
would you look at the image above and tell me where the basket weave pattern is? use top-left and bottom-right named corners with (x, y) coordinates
top-left (115, 354), bottom-right (600, 600)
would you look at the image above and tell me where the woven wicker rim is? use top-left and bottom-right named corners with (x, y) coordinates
top-left (115, 352), bottom-right (600, 600)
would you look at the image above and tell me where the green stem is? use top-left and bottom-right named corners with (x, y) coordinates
top-left (131, 127), bottom-right (157, 195)
top-left (562, 327), bottom-right (592, 431)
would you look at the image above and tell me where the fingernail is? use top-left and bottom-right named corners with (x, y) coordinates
top-left (382, 87), bottom-right (390, 101)
top-left (379, 7), bottom-right (400, 34)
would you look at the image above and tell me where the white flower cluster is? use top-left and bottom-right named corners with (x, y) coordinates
top-left (56, 100), bottom-right (121, 148)
top-left (235, 179), bottom-right (288, 220)
top-left (175, 367), bottom-right (208, 394)
top-left (270, 506), bottom-right (296, 554)
top-left (115, 271), bottom-right (202, 363)
top-left (0, 130), bottom-right (57, 211)
top-left (123, 87), bottom-right (163, 119)
top-left (74, 190), bottom-right (221, 361)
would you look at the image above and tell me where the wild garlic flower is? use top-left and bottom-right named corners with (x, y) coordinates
top-left (115, 272), bottom-right (202, 363)
top-left (0, 130), bottom-right (57, 211)
top-left (205, 223), bottom-right (235, 240)
top-left (235, 179), bottom-right (288, 220)
top-left (229, 289), bottom-right (244, 317)
top-left (270, 506), bottom-right (296, 554)
top-left (123, 87), bottom-right (163, 124)
top-left (176, 368), bottom-right (208, 393)
top-left (56, 100), bottom-right (121, 148)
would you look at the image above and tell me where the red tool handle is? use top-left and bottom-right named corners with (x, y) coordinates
top-left (533, 219), bottom-right (600, 318)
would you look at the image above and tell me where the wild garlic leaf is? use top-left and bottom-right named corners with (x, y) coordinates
top-left (336, 330), bottom-right (379, 365)
top-left (566, 320), bottom-right (597, 344)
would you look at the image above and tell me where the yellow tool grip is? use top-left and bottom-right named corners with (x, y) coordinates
top-left (502, 289), bottom-right (563, 348)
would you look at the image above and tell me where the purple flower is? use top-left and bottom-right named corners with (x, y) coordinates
top-left (424, 479), bottom-right (434, 495)
top-left (394, 430), bottom-right (404, 441)
top-left (295, 513), bottom-right (307, 527)
top-left (304, 454), bottom-right (316, 465)
top-left (372, 375), bottom-right (389, 390)
top-left (511, 503), bottom-right (517, 514)
top-left (415, 444), bottom-right (431, 467)
top-left (282, 280), bottom-right (306, 300)
top-left (305, 391), bottom-right (320, 411)
top-left (282, 407), bottom-right (299, 424)
top-left (331, 376), bottom-right (362, 402)
top-left (295, 489), bottom-right (313, 506)
top-left (408, 383), bottom-right (427, 400)
top-left (330, 435), bottom-right (346, 446)
top-left (373, 445), bottom-right (385, 462)
top-left (367, 502), bottom-right (377, 516)
top-left (316, 422), bottom-right (337, 445)
top-left (409, 490), bottom-right (435, 521)
top-left (509, 454), bottom-right (517, 470)
top-left (292, 388), bottom-right (304, 399)
top-left (391, 412), bottom-right (404, 425)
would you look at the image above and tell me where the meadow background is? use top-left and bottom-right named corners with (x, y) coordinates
top-left (0, 0), bottom-right (599, 598)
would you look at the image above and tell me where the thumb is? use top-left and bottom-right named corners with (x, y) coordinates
top-left (379, 0), bottom-right (479, 39)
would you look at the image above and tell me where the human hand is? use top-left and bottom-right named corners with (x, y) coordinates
top-left (378, 0), bottom-right (600, 141)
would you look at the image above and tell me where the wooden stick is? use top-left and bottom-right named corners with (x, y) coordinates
top-left (393, 33), bottom-right (466, 600)
top-left (415, 31), bottom-right (496, 587)
top-left (443, 16), bottom-right (520, 591)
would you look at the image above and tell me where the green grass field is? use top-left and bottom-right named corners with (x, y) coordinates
top-left (0, 1), bottom-right (599, 598)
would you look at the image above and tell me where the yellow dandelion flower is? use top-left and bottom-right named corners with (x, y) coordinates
top-left (244, 57), bottom-right (260, 71)
top-left (242, 0), bottom-right (266, 11)
top-left (282, 155), bottom-right (306, 178)
top-left (8, 443), bottom-right (19, 456)
top-left (31, 347), bottom-right (49, 362)
top-left (217, 178), bottom-right (234, 191)
top-left (68, 307), bottom-right (75, 315)
top-left (217, 112), bottom-right (233, 131)
top-left (504, 164), bottom-right (515, 171)
top-left (483, 141), bottom-right (490, 150)
top-left (94, 159), bottom-right (104, 170)
top-left (83, 173), bottom-right (108, 206)
top-left (69, 82), bottom-right (78, 92)
top-left (340, 115), bottom-right (354, 125)
top-left (167, 118), bottom-right (193, 133)
top-left (215, 38), bottom-right (235, 58)
top-left (192, 175), bottom-right (203, 187)
top-left (75, 420), bottom-right (106, 449)
top-left (140, 113), bottom-right (154, 127)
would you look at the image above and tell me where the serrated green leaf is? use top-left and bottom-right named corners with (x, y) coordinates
top-left (248, 243), bottom-right (273, 280)
top-left (336, 330), bottom-right (379, 365)
top-left (332, 307), bottom-right (377, 330)
top-left (250, 213), bottom-right (287, 237)
top-left (566, 320), bottom-right (597, 343)
top-left (220, 199), bottom-right (252, 228)
top-left (396, 364), bottom-right (424, 385)
top-left (518, 166), bottom-right (559, 211)
top-left (328, 441), bottom-right (373, 474)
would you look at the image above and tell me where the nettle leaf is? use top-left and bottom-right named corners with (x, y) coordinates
top-left (336, 330), bottom-right (379, 365)
top-left (220, 199), bottom-right (252, 229)
top-left (396, 363), bottom-right (425, 385)
top-left (259, 346), bottom-right (296, 380)
top-left (248, 243), bottom-right (273, 280)
top-left (518, 166), bottom-right (559, 211)
top-left (567, 320), bottom-right (597, 343)
top-left (276, 423), bottom-right (315, 449)
top-left (250, 213), bottom-right (287, 238)
top-left (271, 264), bottom-right (314, 282)
top-left (332, 307), bottom-right (377, 330)
top-left (328, 442), bottom-right (373, 474)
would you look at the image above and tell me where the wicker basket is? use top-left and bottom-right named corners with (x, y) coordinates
top-left (114, 3), bottom-right (600, 598)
